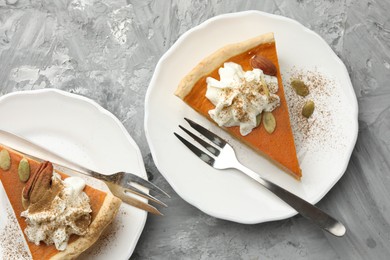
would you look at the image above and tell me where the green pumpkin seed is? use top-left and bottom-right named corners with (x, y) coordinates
top-left (291, 79), bottom-right (309, 97)
top-left (302, 100), bottom-right (315, 118)
top-left (18, 158), bottom-right (30, 182)
top-left (256, 113), bottom-right (262, 127)
top-left (0, 149), bottom-right (11, 171)
top-left (263, 112), bottom-right (276, 134)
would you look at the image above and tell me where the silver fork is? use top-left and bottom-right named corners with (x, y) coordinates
top-left (0, 129), bottom-right (169, 216)
top-left (174, 118), bottom-right (346, 236)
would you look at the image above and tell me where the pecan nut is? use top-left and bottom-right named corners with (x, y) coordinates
top-left (22, 161), bottom-right (53, 204)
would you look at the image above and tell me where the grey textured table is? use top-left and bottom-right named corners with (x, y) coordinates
top-left (1, 0), bottom-right (389, 259)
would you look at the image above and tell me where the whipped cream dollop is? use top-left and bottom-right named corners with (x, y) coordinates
top-left (206, 62), bottom-right (280, 135)
top-left (21, 173), bottom-right (92, 251)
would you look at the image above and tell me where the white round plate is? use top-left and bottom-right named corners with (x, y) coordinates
top-left (144, 11), bottom-right (358, 224)
top-left (0, 89), bottom-right (147, 259)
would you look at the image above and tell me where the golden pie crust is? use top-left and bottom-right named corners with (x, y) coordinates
top-left (175, 32), bottom-right (302, 179)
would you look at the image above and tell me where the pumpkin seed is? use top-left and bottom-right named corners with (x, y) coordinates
top-left (256, 113), bottom-right (262, 127)
top-left (291, 79), bottom-right (309, 97)
top-left (18, 158), bottom-right (30, 182)
top-left (0, 149), bottom-right (11, 171)
top-left (263, 112), bottom-right (276, 134)
top-left (302, 100), bottom-right (315, 118)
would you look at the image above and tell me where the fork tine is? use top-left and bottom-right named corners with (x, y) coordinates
top-left (104, 181), bottom-right (163, 215)
top-left (121, 194), bottom-right (163, 216)
top-left (126, 198), bottom-right (163, 216)
top-left (184, 118), bottom-right (227, 148)
top-left (179, 125), bottom-right (220, 156)
top-left (126, 173), bottom-right (170, 198)
top-left (125, 185), bottom-right (168, 207)
top-left (174, 132), bottom-right (215, 166)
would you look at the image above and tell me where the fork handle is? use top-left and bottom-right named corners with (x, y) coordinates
top-left (235, 163), bottom-right (346, 237)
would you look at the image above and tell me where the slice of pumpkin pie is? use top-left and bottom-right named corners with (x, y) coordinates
top-left (0, 145), bottom-right (121, 259)
top-left (175, 32), bottom-right (301, 179)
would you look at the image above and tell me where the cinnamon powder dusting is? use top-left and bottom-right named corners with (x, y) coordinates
top-left (283, 67), bottom-right (342, 152)
top-left (0, 201), bottom-right (31, 259)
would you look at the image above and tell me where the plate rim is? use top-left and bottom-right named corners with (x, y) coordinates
top-left (0, 88), bottom-right (147, 258)
top-left (145, 10), bottom-right (358, 224)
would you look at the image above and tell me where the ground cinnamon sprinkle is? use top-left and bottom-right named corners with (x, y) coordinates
top-left (283, 67), bottom-right (342, 152)
top-left (0, 202), bottom-right (31, 259)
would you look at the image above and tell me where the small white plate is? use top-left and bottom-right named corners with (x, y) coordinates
top-left (145, 11), bottom-right (358, 224)
top-left (0, 89), bottom-right (147, 259)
